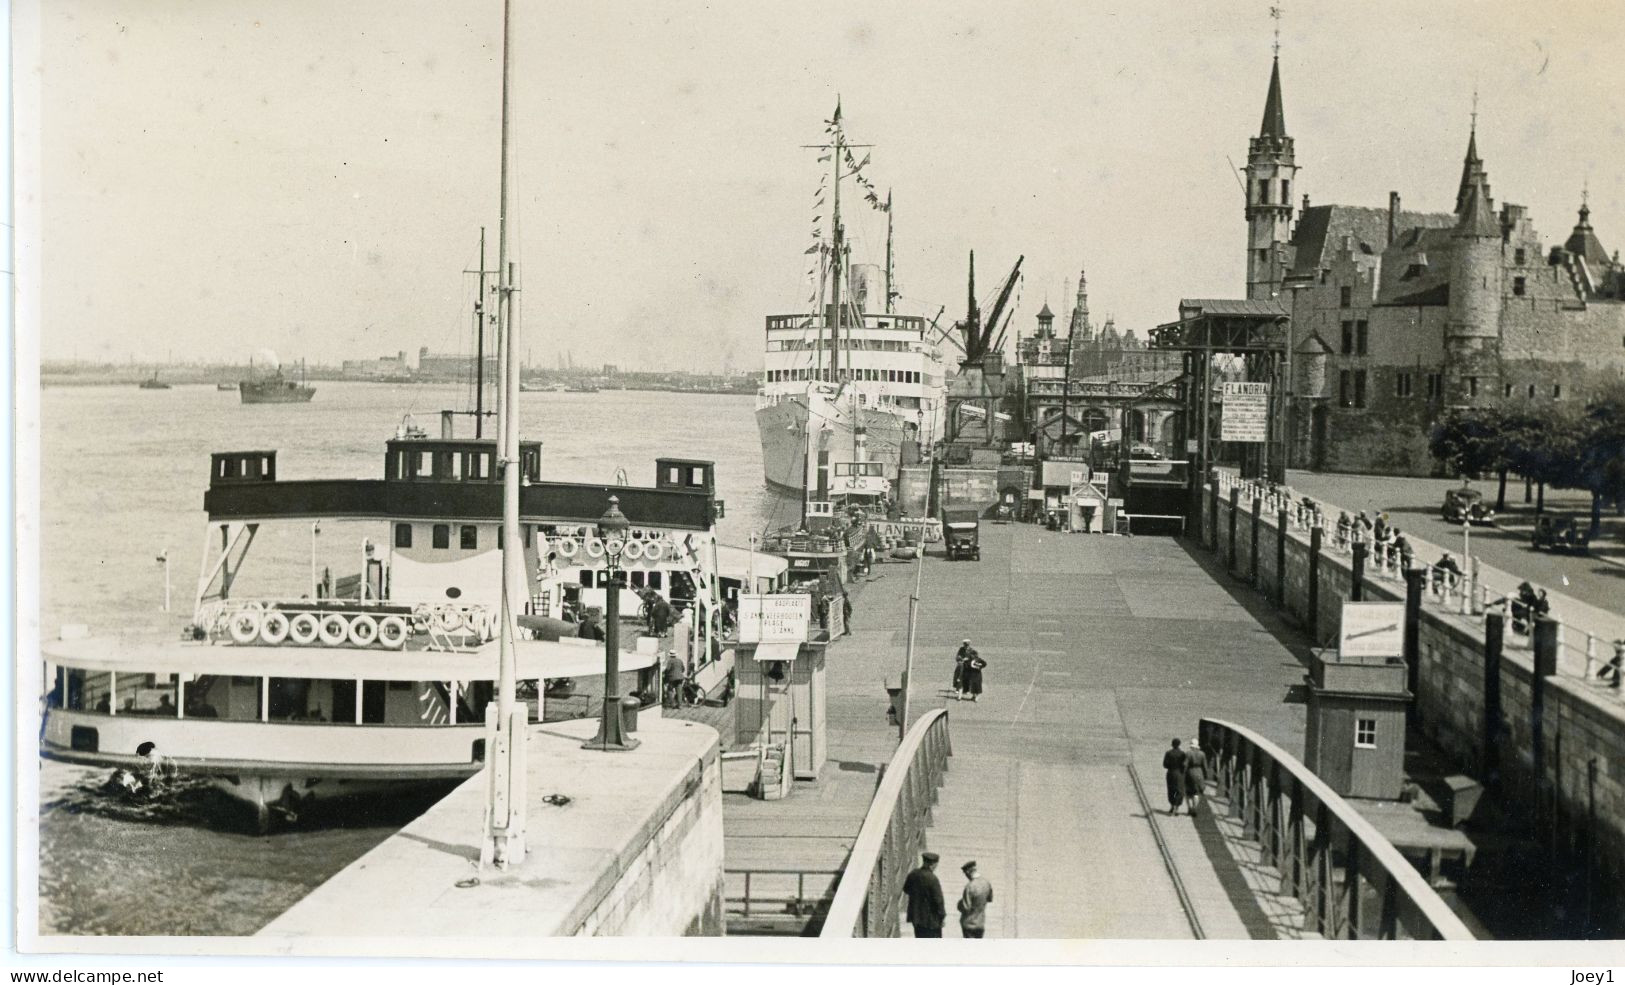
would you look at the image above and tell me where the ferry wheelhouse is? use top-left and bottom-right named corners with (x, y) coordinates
top-left (40, 430), bottom-right (730, 828)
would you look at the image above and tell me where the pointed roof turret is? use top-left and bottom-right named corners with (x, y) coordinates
top-left (1037, 302), bottom-right (1054, 321)
top-left (1259, 57), bottom-right (1287, 138)
top-left (1454, 126), bottom-right (1484, 215)
top-left (1456, 174), bottom-right (1498, 239)
top-left (1564, 191), bottom-right (1610, 266)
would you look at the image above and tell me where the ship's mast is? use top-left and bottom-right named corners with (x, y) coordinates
top-left (830, 115), bottom-right (843, 386)
top-left (885, 189), bottom-right (894, 315)
top-left (475, 227), bottom-right (487, 438)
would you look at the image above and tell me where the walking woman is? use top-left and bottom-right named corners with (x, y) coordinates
top-left (961, 649), bottom-right (987, 702)
top-left (1162, 738), bottom-right (1187, 815)
top-left (1183, 740), bottom-right (1209, 816)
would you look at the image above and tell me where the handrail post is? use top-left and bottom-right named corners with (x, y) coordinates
top-left (1251, 495), bottom-right (1262, 587)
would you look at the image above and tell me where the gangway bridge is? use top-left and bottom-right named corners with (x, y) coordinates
top-left (720, 522), bottom-right (1476, 940)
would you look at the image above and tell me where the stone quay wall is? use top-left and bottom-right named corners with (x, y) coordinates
top-left (571, 743), bottom-right (725, 936)
top-left (1202, 479), bottom-right (1625, 933)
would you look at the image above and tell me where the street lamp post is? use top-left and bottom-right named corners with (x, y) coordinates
top-left (310, 522), bottom-right (321, 598)
top-left (585, 495), bottom-right (640, 751)
top-left (156, 549), bottom-right (170, 612)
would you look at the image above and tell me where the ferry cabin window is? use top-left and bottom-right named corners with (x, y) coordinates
top-left (460, 525), bottom-right (478, 550)
top-left (417, 451), bottom-right (433, 477)
top-left (64, 669), bottom-right (112, 713)
top-left (125, 673), bottom-right (181, 716)
top-left (433, 524), bottom-right (451, 549)
top-left (395, 523), bottom-right (413, 549)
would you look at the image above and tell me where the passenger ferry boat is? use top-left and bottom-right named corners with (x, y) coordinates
top-left (39, 428), bottom-right (731, 830)
top-left (755, 108), bottom-right (945, 497)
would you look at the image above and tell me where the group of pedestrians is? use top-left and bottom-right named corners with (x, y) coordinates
top-left (1161, 737), bottom-right (1207, 817)
top-left (901, 852), bottom-right (994, 938)
top-left (951, 639), bottom-right (987, 702)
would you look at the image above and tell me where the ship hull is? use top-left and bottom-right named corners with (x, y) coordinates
top-left (756, 394), bottom-right (913, 496)
top-left (240, 384), bottom-right (316, 403)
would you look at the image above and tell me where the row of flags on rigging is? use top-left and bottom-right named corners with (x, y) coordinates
top-left (805, 101), bottom-right (890, 302)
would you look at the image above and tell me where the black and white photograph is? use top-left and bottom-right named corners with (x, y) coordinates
top-left (10, 0), bottom-right (1625, 972)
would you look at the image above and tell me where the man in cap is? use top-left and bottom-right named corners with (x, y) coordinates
top-left (901, 851), bottom-right (946, 937)
top-left (957, 860), bottom-right (994, 938)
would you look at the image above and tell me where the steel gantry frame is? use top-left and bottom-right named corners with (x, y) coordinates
top-left (1150, 299), bottom-right (1291, 529)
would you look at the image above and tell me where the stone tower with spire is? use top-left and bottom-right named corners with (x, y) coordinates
top-left (1068, 269), bottom-right (1092, 343)
top-left (1444, 125), bottom-right (1504, 408)
top-left (1245, 55), bottom-right (1298, 301)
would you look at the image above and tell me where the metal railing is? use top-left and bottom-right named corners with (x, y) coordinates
top-left (725, 867), bottom-right (841, 934)
top-left (1199, 717), bottom-right (1475, 941)
top-left (1209, 471), bottom-right (1625, 701)
top-left (820, 709), bottom-right (952, 938)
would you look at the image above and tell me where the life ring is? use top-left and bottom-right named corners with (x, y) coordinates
top-left (643, 540), bottom-right (665, 563)
top-left (288, 612), bottom-right (321, 645)
top-left (623, 540), bottom-right (646, 562)
top-left (347, 614), bottom-right (379, 647)
top-left (585, 538), bottom-right (606, 559)
top-left (410, 604), bottom-right (433, 632)
top-left (318, 613), bottom-right (350, 646)
top-left (377, 615), bottom-right (409, 649)
top-left (556, 537), bottom-right (578, 558)
top-left (432, 605), bottom-right (465, 634)
top-left (259, 610), bottom-right (291, 645)
top-left (228, 610), bottom-right (263, 645)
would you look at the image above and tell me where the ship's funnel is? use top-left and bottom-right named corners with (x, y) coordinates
top-left (251, 348), bottom-right (281, 370)
top-left (849, 264), bottom-right (883, 313)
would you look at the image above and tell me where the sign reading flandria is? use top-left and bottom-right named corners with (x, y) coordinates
top-left (1219, 381), bottom-right (1270, 442)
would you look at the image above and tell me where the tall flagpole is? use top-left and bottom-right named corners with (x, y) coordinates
top-left (484, 0), bottom-right (528, 868)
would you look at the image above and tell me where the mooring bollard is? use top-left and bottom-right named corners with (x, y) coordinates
top-left (1585, 633), bottom-right (1596, 680)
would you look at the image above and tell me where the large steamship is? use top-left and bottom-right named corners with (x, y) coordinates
top-left (755, 108), bottom-right (945, 498)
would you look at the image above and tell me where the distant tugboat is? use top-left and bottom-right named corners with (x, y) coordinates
top-left (138, 371), bottom-right (171, 390)
top-left (240, 356), bottom-right (315, 404)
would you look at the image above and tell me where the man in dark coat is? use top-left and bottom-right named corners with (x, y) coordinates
top-left (901, 851), bottom-right (946, 937)
top-left (1162, 738), bottom-right (1187, 816)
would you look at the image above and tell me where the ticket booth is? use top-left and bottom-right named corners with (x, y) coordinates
top-left (732, 593), bottom-right (828, 780)
top-left (734, 637), bottom-right (828, 780)
top-left (1305, 602), bottom-right (1411, 799)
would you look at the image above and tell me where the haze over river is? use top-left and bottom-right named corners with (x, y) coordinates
top-left (34, 382), bottom-right (787, 935)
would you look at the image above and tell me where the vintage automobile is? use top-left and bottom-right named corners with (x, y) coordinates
top-left (943, 509), bottom-right (981, 561)
top-left (1531, 515), bottom-right (1591, 553)
top-left (1441, 486), bottom-right (1496, 525)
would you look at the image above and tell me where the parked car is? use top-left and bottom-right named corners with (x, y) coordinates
top-left (943, 509), bottom-right (981, 561)
top-left (1531, 515), bottom-right (1590, 553)
top-left (1441, 487), bottom-right (1495, 525)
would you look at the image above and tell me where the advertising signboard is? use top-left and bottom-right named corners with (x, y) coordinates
top-left (866, 518), bottom-right (943, 543)
top-left (739, 593), bottom-right (812, 645)
top-left (1219, 381), bottom-right (1270, 442)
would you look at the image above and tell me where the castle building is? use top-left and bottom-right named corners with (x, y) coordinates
top-left (1243, 56), bottom-right (1625, 474)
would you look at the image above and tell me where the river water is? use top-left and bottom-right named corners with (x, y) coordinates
top-left (34, 382), bottom-right (788, 936)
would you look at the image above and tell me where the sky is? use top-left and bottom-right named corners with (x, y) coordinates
top-left (20, 0), bottom-right (1625, 372)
